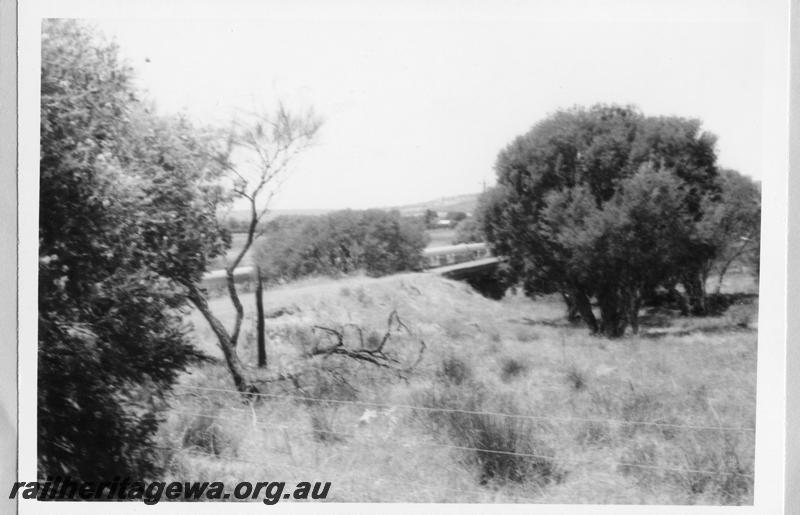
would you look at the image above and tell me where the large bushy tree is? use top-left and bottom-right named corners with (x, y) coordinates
top-left (39, 20), bottom-right (229, 479)
top-left (483, 104), bottom-right (747, 337)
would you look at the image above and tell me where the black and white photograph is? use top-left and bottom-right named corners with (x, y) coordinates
top-left (11, 0), bottom-right (793, 512)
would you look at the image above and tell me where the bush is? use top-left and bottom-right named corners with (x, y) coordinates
top-left (452, 217), bottom-right (483, 244)
top-left (565, 364), bottom-right (588, 391)
top-left (179, 409), bottom-right (239, 457)
top-left (303, 368), bottom-right (358, 443)
top-left (500, 357), bottom-right (529, 382)
top-left (437, 355), bottom-right (472, 386)
top-left (38, 20), bottom-right (221, 480)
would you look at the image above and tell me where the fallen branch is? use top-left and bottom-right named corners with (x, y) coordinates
top-left (309, 310), bottom-right (425, 375)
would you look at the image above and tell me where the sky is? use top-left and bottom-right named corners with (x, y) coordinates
top-left (90, 6), bottom-right (765, 210)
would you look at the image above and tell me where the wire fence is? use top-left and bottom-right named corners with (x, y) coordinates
top-left (161, 382), bottom-right (755, 499)
top-left (171, 384), bottom-right (756, 433)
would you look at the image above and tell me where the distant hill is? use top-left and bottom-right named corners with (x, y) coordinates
top-left (381, 193), bottom-right (480, 217)
top-left (223, 193), bottom-right (481, 224)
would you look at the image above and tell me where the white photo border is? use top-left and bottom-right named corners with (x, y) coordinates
top-left (15, 1), bottom-right (791, 513)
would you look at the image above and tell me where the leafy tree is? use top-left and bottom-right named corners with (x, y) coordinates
top-left (537, 166), bottom-right (696, 335)
top-left (361, 210), bottom-right (429, 274)
top-left (39, 20), bottom-right (228, 479)
top-left (423, 209), bottom-right (439, 228)
top-left (254, 210), bottom-right (428, 281)
top-left (485, 104), bottom-right (724, 336)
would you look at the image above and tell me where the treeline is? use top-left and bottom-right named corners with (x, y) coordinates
top-left (254, 209), bottom-right (429, 281)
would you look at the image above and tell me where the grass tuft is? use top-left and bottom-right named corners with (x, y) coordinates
top-left (179, 408), bottom-right (239, 457)
top-left (303, 368), bottom-right (358, 442)
top-left (565, 364), bottom-right (588, 391)
top-left (413, 382), bottom-right (565, 487)
top-left (500, 356), bottom-right (529, 383)
top-left (438, 355), bottom-right (472, 386)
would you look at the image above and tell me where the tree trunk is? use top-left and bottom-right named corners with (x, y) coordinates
top-left (570, 288), bottom-right (599, 334)
top-left (561, 291), bottom-right (581, 324)
top-left (669, 285), bottom-right (690, 316)
top-left (255, 266), bottom-right (266, 368)
top-left (715, 256), bottom-right (738, 295)
top-left (184, 283), bottom-right (256, 393)
top-left (682, 271), bottom-right (707, 316)
top-left (225, 267), bottom-right (245, 347)
top-left (597, 289), bottom-right (627, 338)
top-left (627, 289), bottom-right (642, 335)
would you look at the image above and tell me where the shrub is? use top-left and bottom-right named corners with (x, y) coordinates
top-left (437, 355), bottom-right (472, 386)
top-left (500, 357), bottom-right (529, 382)
top-left (38, 20), bottom-right (220, 480)
top-left (303, 368), bottom-right (358, 443)
top-left (179, 409), bottom-right (239, 457)
top-left (565, 364), bottom-right (588, 391)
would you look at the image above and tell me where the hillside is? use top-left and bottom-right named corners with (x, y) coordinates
top-left (167, 272), bottom-right (757, 504)
top-left (381, 193), bottom-right (480, 216)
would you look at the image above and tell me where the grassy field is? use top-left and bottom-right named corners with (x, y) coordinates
top-left (156, 272), bottom-right (758, 504)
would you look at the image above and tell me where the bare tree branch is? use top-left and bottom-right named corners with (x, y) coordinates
top-left (307, 311), bottom-right (425, 374)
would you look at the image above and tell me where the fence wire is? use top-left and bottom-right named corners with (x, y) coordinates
top-left (165, 390), bottom-right (754, 480)
top-left (172, 384), bottom-right (756, 433)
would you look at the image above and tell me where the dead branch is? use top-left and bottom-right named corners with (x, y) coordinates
top-left (308, 310), bottom-right (425, 375)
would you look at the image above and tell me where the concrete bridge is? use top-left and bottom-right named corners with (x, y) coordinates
top-left (426, 255), bottom-right (505, 299)
top-left (429, 256), bottom-right (501, 280)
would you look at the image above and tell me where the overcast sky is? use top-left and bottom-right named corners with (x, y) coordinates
top-left (91, 6), bottom-right (764, 210)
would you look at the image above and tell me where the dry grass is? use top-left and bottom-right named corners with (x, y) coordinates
top-left (160, 271), bottom-right (758, 504)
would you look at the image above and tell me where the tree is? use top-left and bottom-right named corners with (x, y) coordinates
top-left (537, 166), bottom-right (696, 336)
top-left (423, 209), bottom-right (439, 228)
top-left (254, 209), bottom-right (429, 281)
top-left (452, 217), bottom-right (482, 244)
top-left (697, 169), bottom-right (761, 293)
top-left (360, 210), bottom-right (429, 275)
top-left (485, 104), bottom-right (723, 336)
top-left (181, 106), bottom-right (321, 392)
top-left (39, 20), bottom-right (228, 479)
top-left (447, 211), bottom-right (468, 223)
